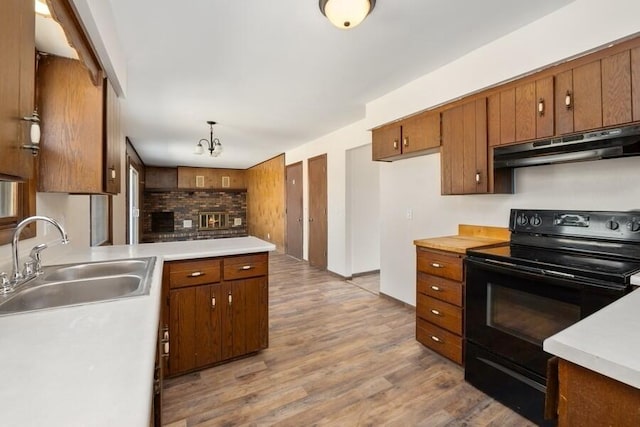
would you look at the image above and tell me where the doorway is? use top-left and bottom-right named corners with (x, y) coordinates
top-left (128, 165), bottom-right (140, 244)
top-left (286, 162), bottom-right (303, 260)
top-left (308, 154), bottom-right (327, 269)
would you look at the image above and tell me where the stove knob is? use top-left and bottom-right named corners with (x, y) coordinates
top-left (606, 219), bottom-right (619, 231)
top-left (627, 220), bottom-right (640, 232)
top-left (516, 214), bottom-right (529, 226)
top-left (530, 215), bottom-right (542, 227)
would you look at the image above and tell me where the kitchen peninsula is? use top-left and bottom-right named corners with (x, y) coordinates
top-left (0, 236), bottom-right (274, 427)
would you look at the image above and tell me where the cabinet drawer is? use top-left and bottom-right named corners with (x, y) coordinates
top-left (416, 318), bottom-right (463, 365)
top-left (416, 249), bottom-right (463, 281)
top-left (223, 253), bottom-right (268, 280)
top-left (169, 259), bottom-right (221, 289)
top-left (416, 294), bottom-right (462, 335)
top-left (417, 272), bottom-right (463, 307)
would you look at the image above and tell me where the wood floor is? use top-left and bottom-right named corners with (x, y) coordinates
top-left (162, 253), bottom-right (534, 426)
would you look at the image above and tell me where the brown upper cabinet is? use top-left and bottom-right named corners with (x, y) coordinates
top-left (37, 56), bottom-right (121, 194)
top-left (0, 0), bottom-right (35, 180)
top-left (488, 76), bottom-right (554, 146)
top-left (556, 50), bottom-right (635, 134)
top-left (145, 167), bottom-right (178, 190)
top-left (441, 98), bottom-right (488, 195)
top-left (177, 167), bottom-right (247, 191)
top-left (372, 111), bottom-right (440, 161)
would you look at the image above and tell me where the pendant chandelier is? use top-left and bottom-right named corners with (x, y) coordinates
top-left (319, 0), bottom-right (376, 29)
top-left (194, 121), bottom-right (223, 157)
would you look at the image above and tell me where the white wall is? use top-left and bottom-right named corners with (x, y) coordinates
top-left (346, 144), bottom-right (380, 275)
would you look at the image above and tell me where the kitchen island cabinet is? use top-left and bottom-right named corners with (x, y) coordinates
top-left (414, 225), bottom-right (509, 365)
top-left (0, 236), bottom-right (274, 427)
top-left (163, 252), bottom-right (269, 377)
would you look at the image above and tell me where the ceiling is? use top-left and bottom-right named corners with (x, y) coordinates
top-left (105, 0), bottom-right (574, 169)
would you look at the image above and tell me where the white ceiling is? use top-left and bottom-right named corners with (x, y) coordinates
top-left (106, 0), bottom-right (574, 169)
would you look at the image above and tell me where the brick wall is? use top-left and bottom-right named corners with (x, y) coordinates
top-left (142, 190), bottom-right (247, 235)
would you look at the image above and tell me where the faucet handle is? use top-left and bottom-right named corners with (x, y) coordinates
top-left (0, 272), bottom-right (12, 294)
top-left (29, 243), bottom-right (48, 275)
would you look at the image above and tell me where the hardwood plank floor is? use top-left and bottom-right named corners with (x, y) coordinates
top-left (162, 253), bottom-right (535, 426)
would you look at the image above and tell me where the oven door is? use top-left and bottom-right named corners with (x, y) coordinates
top-left (466, 257), bottom-right (586, 378)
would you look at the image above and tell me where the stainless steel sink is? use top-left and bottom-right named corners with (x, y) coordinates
top-left (43, 259), bottom-right (150, 282)
top-left (0, 257), bottom-right (155, 315)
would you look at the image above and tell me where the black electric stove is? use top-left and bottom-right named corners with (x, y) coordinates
top-left (464, 209), bottom-right (640, 426)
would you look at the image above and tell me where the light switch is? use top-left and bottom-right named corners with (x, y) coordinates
top-left (406, 208), bottom-right (413, 220)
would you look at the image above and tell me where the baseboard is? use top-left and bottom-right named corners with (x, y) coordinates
top-left (352, 269), bottom-right (380, 278)
top-left (379, 292), bottom-right (416, 310)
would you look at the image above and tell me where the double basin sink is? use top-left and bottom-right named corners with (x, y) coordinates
top-left (0, 257), bottom-right (156, 315)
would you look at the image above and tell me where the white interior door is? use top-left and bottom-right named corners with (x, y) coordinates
top-left (129, 165), bottom-right (140, 244)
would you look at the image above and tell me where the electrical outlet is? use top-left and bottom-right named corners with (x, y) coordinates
top-left (406, 208), bottom-right (413, 220)
top-left (183, 220), bottom-right (192, 228)
top-left (234, 218), bottom-right (242, 226)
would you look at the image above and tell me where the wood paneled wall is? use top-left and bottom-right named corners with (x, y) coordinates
top-left (246, 154), bottom-right (285, 252)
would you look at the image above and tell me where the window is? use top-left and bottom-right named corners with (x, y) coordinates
top-left (0, 179), bottom-right (36, 245)
top-left (90, 194), bottom-right (111, 246)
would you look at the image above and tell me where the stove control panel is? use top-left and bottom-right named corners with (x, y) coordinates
top-left (510, 209), bottom-right (640, 241)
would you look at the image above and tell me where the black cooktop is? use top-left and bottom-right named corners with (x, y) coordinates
top-left (467, 243), bottom-right (640, 284)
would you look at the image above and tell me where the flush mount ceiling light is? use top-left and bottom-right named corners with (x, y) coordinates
top-left (194, 121), bottom-right (223, 157)
top-left (319, 0), bottom-right (376, 29)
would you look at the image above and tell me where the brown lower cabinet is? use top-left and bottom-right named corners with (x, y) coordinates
top-left (546, 359), bottom-right (640, 426)
top-left (163, 253), bottom-right (268, 377)
top-left (415, 247), bottom-right (465, 365)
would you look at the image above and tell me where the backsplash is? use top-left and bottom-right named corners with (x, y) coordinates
top-left (142, 190), bottom-right (247, 236)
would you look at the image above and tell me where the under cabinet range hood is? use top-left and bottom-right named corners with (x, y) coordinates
top-left (493, 124), bottom-right (640, 169)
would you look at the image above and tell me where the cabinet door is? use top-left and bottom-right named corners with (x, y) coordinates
top-left (555, 69), bottom-right (574, 135)
top-left (401, 111), bottom-right (440, 155)
top-left (632, 47), bottom-right (640, 122)
top-left (194, 284), bottom-right (222, 367)
top-left (441, 105), bottom-right (463, 195)
top-left (371, 124), bottom-right (401, 160)
top-left (38, 56), bottom-right (104, 193)
top-left (221, 277), bottom-right (268, 359)
top-left (145, 167), bottom-right (177, 190)
top-left (441, 99), bottom-right (487, 195)
top-left (602, 50), bottom-right (632, 127)
top-left (464, 99), bottom-right (488, 194)
top-left (535, 77), bottom-right (554, 138)
top-left (104, 80), bottom-right (121, 194)
top-left (0, 0), bottom-right (34, 180)
top-left (573, 60), bottom-right (602, 132)
top-left (168, 287), bottom-right (196, 376)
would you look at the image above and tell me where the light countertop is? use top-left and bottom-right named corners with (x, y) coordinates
top-left (543, 280), bottom-right (640, 389)
top-left (0, 236), bottom-right (275, 427)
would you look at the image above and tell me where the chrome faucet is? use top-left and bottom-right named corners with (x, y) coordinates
top-left (2, 216), bottom-right (69, 293)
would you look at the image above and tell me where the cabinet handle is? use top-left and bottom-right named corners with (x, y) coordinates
top-left (110, 167), bottom-right (116, 179)
top-left (211, 297), bottom-right (216, 308)
top-left (475, 171), bottom-right (481, 184)
top-left (228, 292), bottom-right (233, 305)
top-left (538, 98), bottom-right (545, 116)
top-left (188, 271), bottom-right (204, 277)
top-left (393, 139), bottom-right (399, 150)
top-left (430, 285), bottom-right (441, 291)
top-left (431, 263), bottom-right (443, 268)
top-left (430, 335), bottom-right (442, 343)
top-left (430, 309), bottom-right (441, 316)
top-left (403, 136), bottom-right (409, 147)
top-left (565, 91), bottom-right (572, 109)
top-left (240, 265), bottom-right (253, 270)
top-left (161, 326), bottom-right (169, 342)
